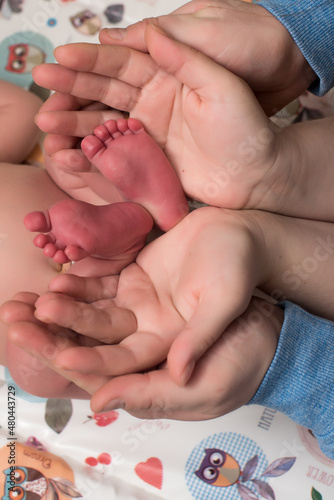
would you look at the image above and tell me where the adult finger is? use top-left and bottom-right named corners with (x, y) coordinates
top-left (43, 133), bottom-right (79, 156)
top-left (100, 11), bottom-right (213, 53)
top-left (90, 364), bottom-right (223, 420)
top-left (40, 90), bottom-right (112, 113)
top-left (145, 22), bottom-right (248, 102)
top-left (53, 43), bottom-right (158, 87)
top-left (48, 274), bottom-right (119, 302)
top-left (99, 18), bottom-right (152, 51)
top-left (34, 292), bottom-right (137, 343)
top-left (91, 370), bottom-right (191, 418)
top-left (8, 321), bottom-right (107, 396)
top-left (38, 91), bottom-right (93, 113)
top-left (36, 109), bottom-right (123, 137)
top-left (0, 293), bottom-right (39, 324)
top-left (55, 328), bottom-right (170, 376)
top-left (167, 286), bottom-right (251, 385)
top-left (33, 63), bottom-right (141, 112)
top-left (8, 320), bottom-right (78, 354)
top-left (46, 147), bottom-right (92, 174)
top-left (98, 0), bottom-right (201, 47)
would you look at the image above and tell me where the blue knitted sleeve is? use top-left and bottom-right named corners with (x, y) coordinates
top-left (248, 301), bottom-right (334, 459)
top-left (257, 0), bottom-right (334, 95)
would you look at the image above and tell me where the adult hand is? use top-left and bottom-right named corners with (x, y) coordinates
top-left (33, 26), bottom-right (286, 211)
top-left (2, 289), bottom-right (282, 419)
top-left (0, 291), bottom-right (111, 398)
top-left (14, 207), bottom-right (270, 387)
top-left (40, 92), bottom-right (125, 204)
top-left (91, 297), bottom-right (282, 420)
top-left (100, 0), bottom-right (316, 115)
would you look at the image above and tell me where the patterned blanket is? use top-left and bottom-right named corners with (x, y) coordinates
top-left (0, 1), bottom-right (333, 499)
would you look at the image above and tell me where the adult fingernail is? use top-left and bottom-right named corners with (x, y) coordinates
top-left (100, 399), bottom-right (125, 412)
top-left (148, 21), bottom-right (169, 37)
top-left (104, 28), bottom-right (127, 40)
top-left (180, 360), bottom-right (195, 386)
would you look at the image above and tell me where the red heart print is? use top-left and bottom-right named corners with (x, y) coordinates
top-left (135, 457), bottom-right (163, 489)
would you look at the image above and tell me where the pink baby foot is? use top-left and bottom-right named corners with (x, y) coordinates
top-left (24, 199), bottom-right (153, 264)
top-left (81, 118), bottom-right (189, 231)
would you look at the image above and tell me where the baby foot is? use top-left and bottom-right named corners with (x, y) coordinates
top-left (81, 118), bottom-right (189, 231)
top-left (24, 199), bottom-right (153, 264)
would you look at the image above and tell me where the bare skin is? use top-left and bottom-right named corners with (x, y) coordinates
top-left (2, 269), bottom-right (332, 457)
top-left (0, 165), bottom-right (63, 366)
top-left (0, 82), bottom-right (151, 395)
top-left (32, 29), bottom-right (282, 211)
top-left (4, 206), bottom-right (334, 393)
top-left (0, 163), bottom-right (95, 398)
top-left (25, 199), bottom-right (153, 272)
top-left (99, 0), bottom-right (316, 114)
top-left (0, 81), bottom-right (42, 163)
top-left (0, 81), bottom-right (53, 366)
top-left (1, 292), bottom-right (109, 398)
top-left (28, 208), bottom-right (334, 383)
top-left (32, 27), bottom-right (330, 222)
top-left (33, 0), bottom-right (316, 168)
top-left (24, 116), bottom-right (188, 273)
top-left (80, 118), bottom-right (188, 230)
top-left (30, 0), bottom-right (316, 212)
top-left (0, 290), bottom-right (282, 419)
top-left (41, 100), bottom-right (127, 206)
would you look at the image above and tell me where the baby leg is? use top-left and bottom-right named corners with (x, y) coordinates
top-left (0, 163), bottom-right (88, 397)
top-left (24, 199), bottom-right (153, 264)
top-left (81, 118), bottom-right (189, 231)
top-left (0, 81), bottom-right (42, 163)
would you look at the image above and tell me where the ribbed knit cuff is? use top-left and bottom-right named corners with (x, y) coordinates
top-left (248, 301), bottom-right (334, 459)
top-left (258, 0), bottom-right (334, 95)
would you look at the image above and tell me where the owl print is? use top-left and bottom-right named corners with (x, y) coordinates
top-left (187, 434), bottom-right (296, 500)
top-left (70, 10), bottom-right (101, 35)
top-left (195, 448), bottom-right (241, 487)
top-left (2, 466), bottom-right (81, 500)
top-left (6, 44), bottom-right (45, 74)
top-left (3, 466), bottom-right (48, 500)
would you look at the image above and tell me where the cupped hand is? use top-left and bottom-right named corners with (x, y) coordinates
top-left (4, 289), bottom-right (281, 419)
top-left (33, 26), bottom-right (282, 210)
top-left (38, 92), bottom-right (126, 204)
top-left (26, 207), bottom-right (268, 386)
top-left (0, 291), bottom-right (110, 398)
top-left (100, 0), bottom-right (316, 115)
top-left (90, 297), bottom-right (282, 420)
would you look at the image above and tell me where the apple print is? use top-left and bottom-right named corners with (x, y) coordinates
top-left (84, 411), bottom-right (119, 426)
